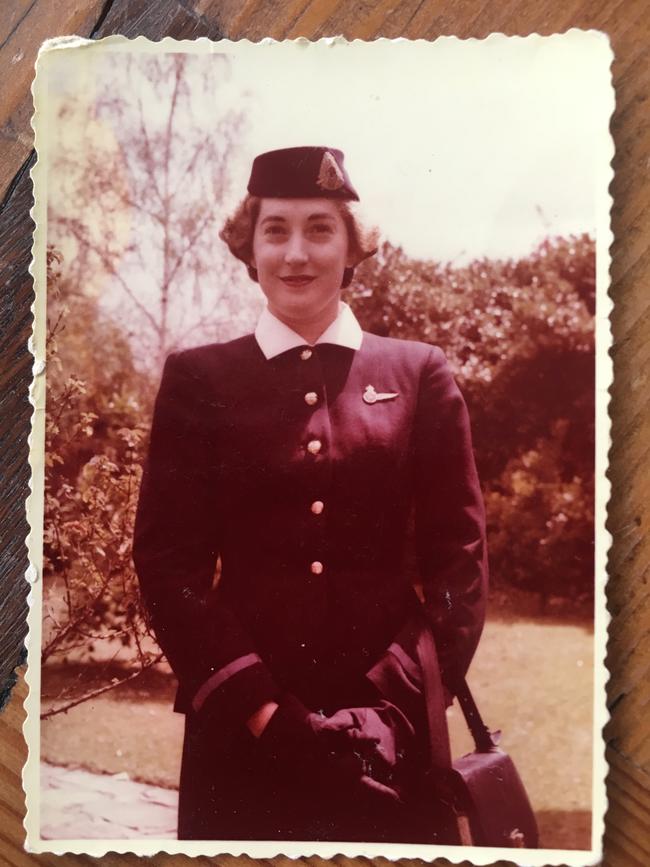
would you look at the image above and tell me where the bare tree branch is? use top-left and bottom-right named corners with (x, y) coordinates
top-left (41, 653), bottom-right (165, 720)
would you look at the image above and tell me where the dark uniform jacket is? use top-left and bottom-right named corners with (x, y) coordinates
top-left (134, 325), bottom-right (487, 719)
top-left (133, 323), bottom-right (487, 839)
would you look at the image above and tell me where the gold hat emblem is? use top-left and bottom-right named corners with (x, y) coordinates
top-left (317, 151), bottom-right (345, 191)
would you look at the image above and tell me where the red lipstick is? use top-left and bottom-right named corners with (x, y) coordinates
top-left (280, 275), bottom-right (315, 287)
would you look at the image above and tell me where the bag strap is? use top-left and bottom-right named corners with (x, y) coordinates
top-left (415, 625), bottom-right (452, 768)
top-left (454, 678), bottom-right (498, 753)
top-left (416, 620), bottom-right (497, 758)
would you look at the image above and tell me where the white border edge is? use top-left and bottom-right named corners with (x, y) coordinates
top-left (22, 31), bottom-right (615, 866)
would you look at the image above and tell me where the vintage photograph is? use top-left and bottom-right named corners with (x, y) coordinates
top-left (25, 34), bottom-right (612, 862)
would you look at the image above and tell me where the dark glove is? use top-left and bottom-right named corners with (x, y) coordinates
top-left (258, 694), bottom-right (359, 776)
top-left (315, 700), bottom-right (415, 787)
top-left (259, 694), bottom-right (402, 804)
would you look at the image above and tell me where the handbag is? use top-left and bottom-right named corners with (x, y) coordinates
top-left (416, 626), bottom-right (539, 849)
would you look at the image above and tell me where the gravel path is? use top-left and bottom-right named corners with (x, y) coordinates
top-left (40, 761), bottom-right (178, 839)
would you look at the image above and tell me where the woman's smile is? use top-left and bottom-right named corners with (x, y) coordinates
top-left (280, 274), bottom-right (317, 288)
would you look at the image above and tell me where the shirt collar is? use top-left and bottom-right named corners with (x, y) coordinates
top-left (254, 301), bottom-right (363, 360)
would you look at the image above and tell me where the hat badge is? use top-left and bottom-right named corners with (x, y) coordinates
top-left (317, 151), bottom-right (345, 191)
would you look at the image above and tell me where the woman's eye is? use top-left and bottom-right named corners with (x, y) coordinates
top-left (264, 225), bottom-right (287, 236)
top-left (310, 223), bottom-right (334, 235)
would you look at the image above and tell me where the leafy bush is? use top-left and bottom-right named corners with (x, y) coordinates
top-left (485, 421), bottom-right (594, 605)
top-left (345, 233), bottom-right (595, 604)
top-left (42, 248), bottom-right (160, 711)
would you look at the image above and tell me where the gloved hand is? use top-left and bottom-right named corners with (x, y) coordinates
top-left (258, 694), bottom-right (403, 803)
top-left (315, 700), bottom-right (415, 788)
top-left (257, 694), bottom-right (331, 764)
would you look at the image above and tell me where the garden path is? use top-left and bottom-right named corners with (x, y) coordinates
top-left (40, 761), bottom-right (177, 840)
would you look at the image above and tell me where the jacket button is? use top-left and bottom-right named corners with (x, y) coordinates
top-left (310, 561), bottom-right (324, 575)
top-left (300, 348), bottom-right (313, 361)
top-left (310, 500), bottom-right (324, 515)
top-left (304, 392), bottom-right (318, 406)
top-left (307, 439), bottom-right (322, 455)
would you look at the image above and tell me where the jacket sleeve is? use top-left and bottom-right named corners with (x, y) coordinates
top-left (411, 345), bottom-right (488, 689)
top-left (133, 351), bottom-right (279, 723)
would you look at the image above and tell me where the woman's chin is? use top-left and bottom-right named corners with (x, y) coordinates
top-left (263, 282), bottom-right (341, 326)
top-left (272, 293), bottom-right (323, 320)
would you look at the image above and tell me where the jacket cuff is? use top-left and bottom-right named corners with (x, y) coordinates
top-left (192, 655), bottom-right (279, 724)
top-left (258, 694), bottom-right (313, 761)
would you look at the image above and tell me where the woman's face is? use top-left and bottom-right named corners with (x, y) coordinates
top-left (251, 198), bottom-right (352, 325)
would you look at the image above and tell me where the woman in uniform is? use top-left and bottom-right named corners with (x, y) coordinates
top-left (133, 146), bottom-right (488, 843)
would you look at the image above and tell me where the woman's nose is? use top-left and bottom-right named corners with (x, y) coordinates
top-left (284, 236), bottom-right (309, 265)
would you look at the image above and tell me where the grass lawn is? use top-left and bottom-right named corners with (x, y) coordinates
top-left (41, 617), bottom-right (594, 849)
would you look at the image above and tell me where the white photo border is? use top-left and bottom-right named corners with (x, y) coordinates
top-left (23, 32), bottom-right (615, 864)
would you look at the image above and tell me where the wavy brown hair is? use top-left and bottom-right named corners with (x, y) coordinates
top-left (220, 195), bottom-right (378, 288)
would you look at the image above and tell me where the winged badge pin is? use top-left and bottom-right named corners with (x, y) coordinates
top-left (363, 384), bottom-right (399, 404)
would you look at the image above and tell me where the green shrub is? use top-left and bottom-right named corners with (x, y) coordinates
top-left (345, 234), bottom-right (595, 603)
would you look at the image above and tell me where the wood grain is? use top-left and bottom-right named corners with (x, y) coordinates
top-left (0, 0), bottom-right (648, 864)
top-left (0, 1), bottom-right (105, 201)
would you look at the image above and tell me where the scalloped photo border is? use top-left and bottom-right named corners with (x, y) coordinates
top-left (23, 32), bottom-right (614, 864)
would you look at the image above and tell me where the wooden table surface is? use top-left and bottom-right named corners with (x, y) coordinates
top-left (1, 1), bottom-right (648, 865)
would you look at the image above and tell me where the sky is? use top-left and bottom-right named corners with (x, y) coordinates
top-left (46, 34), bottom-right (611, 267)
top-left (214, 35), bottom-right (610, 263)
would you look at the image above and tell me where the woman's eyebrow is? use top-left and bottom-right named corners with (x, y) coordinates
top-left (260, 213), bottom-right (336, 225)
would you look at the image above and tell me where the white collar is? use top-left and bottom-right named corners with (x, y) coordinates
top-left (254, 301), bottom-right (363, 360)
